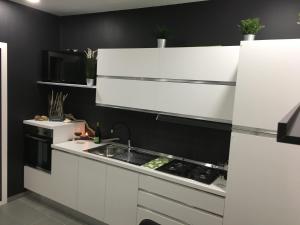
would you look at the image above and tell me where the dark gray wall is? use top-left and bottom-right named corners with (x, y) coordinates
top-left (2, 0), bottom-right (300, 196)
top-left (60, 0), bottom-right (300, 49)
top-left (58, 0), bottom-right (300, 164)
top-left (0, 0), bottom-right (60, 196)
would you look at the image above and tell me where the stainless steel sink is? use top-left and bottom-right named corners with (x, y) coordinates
top-left (87, 144), bottom-right (127, 158)
top-left (86, 144), bottom-right (158, 166)
top-left (111, 150), bottom-right (158, 166)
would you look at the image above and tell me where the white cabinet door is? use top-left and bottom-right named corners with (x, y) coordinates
top-left (157, 82), bottom-right (235, 122)
top-left (97, 48), bottom-right (160, 78)
top-left (137, 207), bottom-right (184, 225)
top-left (51, 150), bottom-right (78, 210)
top-left (233, 40), bottom-right (300, 131)
top-left (159, 47), bottom-right (239, 81)
top-left (224, 132), bottom-right (300, 225)
top-left (24, 166), bottom-right (53, 198)
top-left (78, 157), bottom-right (106, 221)
top-left (96, 77), bottom-right (158, 111)
top-left (105, 165), bottom-right (139, 225)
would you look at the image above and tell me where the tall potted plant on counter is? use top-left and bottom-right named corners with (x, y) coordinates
top-left (155, 26), bottom-right (170, 48)
top-left (84, 48), bottom-right (97, 86)
top-left (238, 18), bottom-right (265, 41)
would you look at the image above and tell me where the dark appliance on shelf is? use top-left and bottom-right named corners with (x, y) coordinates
top-left (157, 159), bottom-right (219, 184)
top-left (42, 50), bottom-right (85, 84)
top-left (24, 125), bottom-right (53, 173)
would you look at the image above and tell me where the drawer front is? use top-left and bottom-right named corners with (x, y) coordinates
top-left (137, 207), bottom-right (184, 225)
top-left (24, 166), bottom-right (53, 198)
top-left (139, 175), bottom-right (225, 215)
top-left (138, 191), bottom-right (223, 225)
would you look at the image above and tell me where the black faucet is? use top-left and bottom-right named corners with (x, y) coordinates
top-left (110, 122), bottom-right (132, 151)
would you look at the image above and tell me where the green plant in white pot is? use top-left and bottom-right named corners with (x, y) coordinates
top-left (155, 26), bottom-right (170, 48)
top-left (84, 48), bottom-right (97, 86)
top-left (238, 18), bottom-right (265, 41)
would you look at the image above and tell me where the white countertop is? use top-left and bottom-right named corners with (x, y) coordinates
top-left (52, 140), bottom-right (226, 197)
top-left (24, 120), bottom-right (79, 129)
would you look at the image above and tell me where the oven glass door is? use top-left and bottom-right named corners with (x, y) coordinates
top-left (25, 134), bottom-right (52, 172)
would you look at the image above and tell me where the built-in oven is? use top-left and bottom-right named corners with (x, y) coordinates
top-left (24, 125), bottom-right (53, 173)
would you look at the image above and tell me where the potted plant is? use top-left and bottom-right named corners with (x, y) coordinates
top-left (155, 26), bottom-right (170, 48)
top-left (238, 18), bottom-right (265, 41)
top-left (84, 48), bottom-right (97, 86)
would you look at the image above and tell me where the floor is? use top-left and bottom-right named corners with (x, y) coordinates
top-left (0, 192), bottom-right (106, 225)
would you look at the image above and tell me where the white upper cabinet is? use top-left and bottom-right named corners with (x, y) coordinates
top-left (233, 40), bottom-right (300, 131)
top-left (96, 46), bottom-right (239, 122)
top-left (157, 83), bottom-right (235, 122)
top-left (97, 48), bottom-right (160, 78)
top-left (96, 77), bottom-right (158, 111)
top-left (159, 47), bottom-right (239, 81)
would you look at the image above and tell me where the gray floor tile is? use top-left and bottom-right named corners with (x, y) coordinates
top-left (32, 217), bottom-right (65, 225)
top-left (43, 207), bottom-right (78, 225)
top-left (1, 199), bottom-right (47, 225)
top-left (20, 193), bottom-right (51, 213)
top-left (0, 210), bottom-right (22, 225)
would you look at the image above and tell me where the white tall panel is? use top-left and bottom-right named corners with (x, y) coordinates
top-left (233, 40), bottom-right (300, 131)
top-left (51, 150), bottom-right (78, 210)
top-left (96, 77), bottom-right (158, 111)
top-left (157, 83), bottom-right (235, 122)
top-left (224, 132), bottom-right (300, 225)
top-left (105, 165), bottom-right (139, 225)
top-left (159, 47), bottom-right (239, 81)
top-left (97, 48), bottom-right (159, 77)
top-left (78, 157), bottom-right (106, 221)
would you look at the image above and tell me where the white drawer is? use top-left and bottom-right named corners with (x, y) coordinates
top-left (139, 175), bottom-right (225, 215)
top-left (138, 191), bottom-right (223, 225)
top-left (137, 207), bottom-right (184, 225)
top-left (24, 166), bottom-right (53, 198)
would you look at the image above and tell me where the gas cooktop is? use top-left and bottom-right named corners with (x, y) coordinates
top-left (156, 159), bottom-right (219, 184)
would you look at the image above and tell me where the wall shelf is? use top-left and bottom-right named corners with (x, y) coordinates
top-left (37, 81), bottom-right (96, 89)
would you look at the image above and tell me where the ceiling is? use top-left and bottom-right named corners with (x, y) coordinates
top-left (10, 0), bottom-right (207, 16)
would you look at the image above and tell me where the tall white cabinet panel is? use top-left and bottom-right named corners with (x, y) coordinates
top-left (105, 165), bottom-right (139, 225)
top-left (157, 83), bottom-right (235, 122)
top-left (51, 150), bottom-right (78, 210)
top-left (233, 40), bottom-right (300, 131)
top-left (97, 48), bottom-right (159, 77)
top-left (159, 47), bottom-right (239, 81)
top-left (78, 157), bottom-right (106, 221)
top-left (96, 78), bottom-right (158, 111)
top-left (224, 132), bottom-right (300, 225)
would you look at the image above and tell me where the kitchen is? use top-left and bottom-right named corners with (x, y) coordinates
top-left (0, 0), bottom-right (300, 225)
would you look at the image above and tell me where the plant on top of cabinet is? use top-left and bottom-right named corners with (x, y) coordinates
top-left (238, 18), bottom-right (265, 41)
top-left (155, 25), bottom-right (170, 48)
top-left (84, 48), bottom-right (97, 86)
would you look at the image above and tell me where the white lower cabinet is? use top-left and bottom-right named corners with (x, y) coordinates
top-left (51, 150), bottom-right (78, 210)
top-left (137, 207), bottom-right (184, 225)
top-left (78, 157), bottom-right (106, 221)
top-left (24, 166), bottom-right (53, 198)
top-left (105, 165), bottom-right (139, 225)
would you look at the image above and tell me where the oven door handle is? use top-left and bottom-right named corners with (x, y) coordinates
top-left (25, 134), bottom-right (51, 143)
